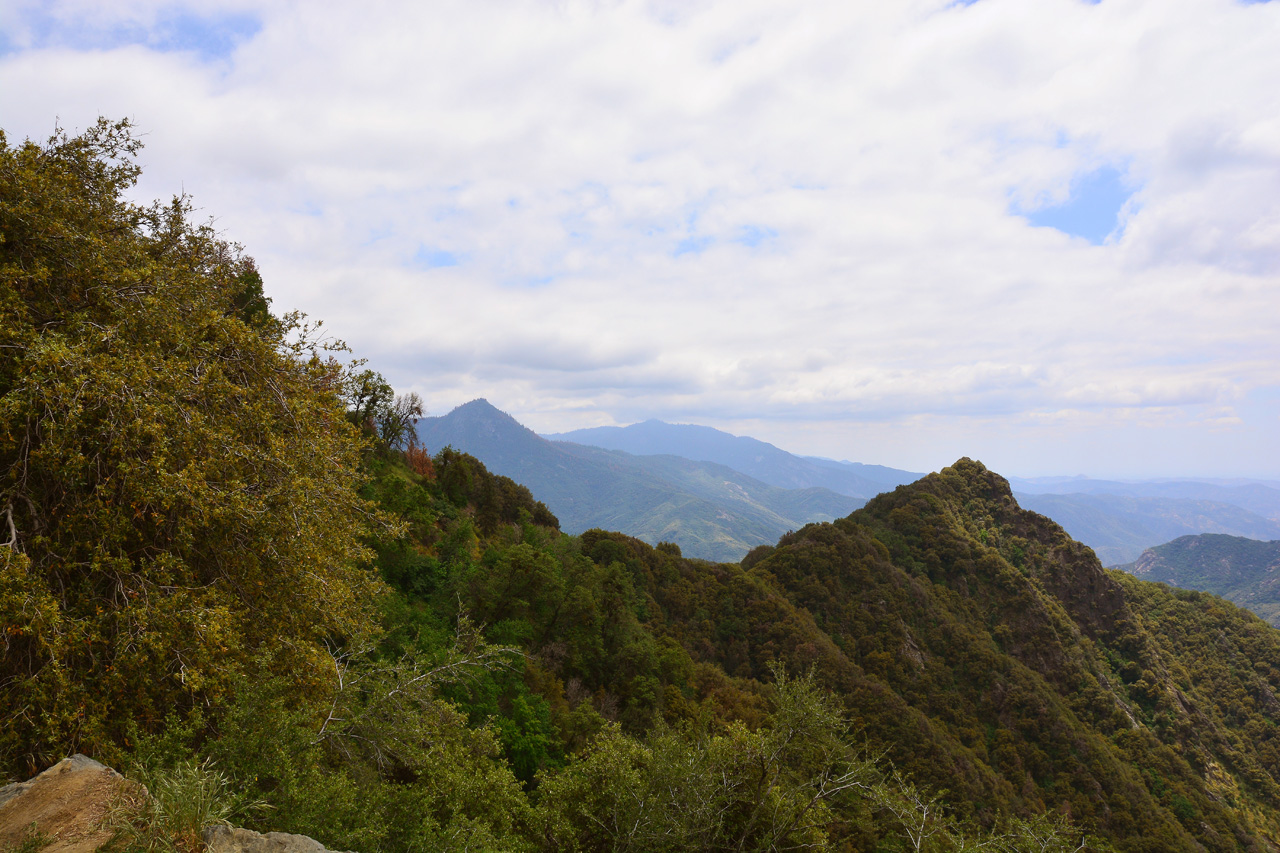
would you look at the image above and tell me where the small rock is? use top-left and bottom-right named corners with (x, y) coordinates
top-left (203, 825), bottom-right (353, 853)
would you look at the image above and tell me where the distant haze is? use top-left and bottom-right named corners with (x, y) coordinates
top-left (6, 1), bottom-right (1279, 479)
top-left (543, 414), bottom-right (1280, 565)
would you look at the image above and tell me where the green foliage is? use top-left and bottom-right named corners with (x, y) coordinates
top-left (101, 758), bottom-right (261, 853)
top-left (0, 119), bottom-right (390, 772)
top-left (431, 447), bottom-right (559, 533)
top-left (193, 626), bottom-right (536, 853)
top-left (343, 369), bottom-right (394, 432)
top-left (533, 668), bottom-right (880, 853)
top-left (985, 813), bottom-right (1103, 853)
top-left (341, 368), bottom-right (424, 450)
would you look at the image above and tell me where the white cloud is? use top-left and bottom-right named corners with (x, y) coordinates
top-left (3, 0), bottom-right (1279, 477)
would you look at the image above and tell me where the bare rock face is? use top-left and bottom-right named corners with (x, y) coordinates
top-left (203, 826), bottom-right (352, 853)
top-left (0, 754), bottom-right (135, 853)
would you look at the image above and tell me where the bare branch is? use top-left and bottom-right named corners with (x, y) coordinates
top-left (2, 502), bottom-right (18, 550)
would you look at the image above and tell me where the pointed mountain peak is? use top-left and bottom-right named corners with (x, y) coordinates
top-left (929, 458), bottom-right (1015, 501)
top-left (448, 399), bottom-right (525, 427)
top-left (418, 400), bottom-right (550, 454)
top-left (863, 458), bottom-right (1018, 521)
top-left (945, 457), bottom-right (1014, 495)
top-left (455, 397), bottom-right (503, 415)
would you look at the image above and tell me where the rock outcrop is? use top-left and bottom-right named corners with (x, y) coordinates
top-left (0, 755), bottom-right (133, 853)
top-left (0, 757), bottom-right (352, 853)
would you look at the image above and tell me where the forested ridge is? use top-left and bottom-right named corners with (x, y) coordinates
top-left (5, 121), bottom-right (1280, 852)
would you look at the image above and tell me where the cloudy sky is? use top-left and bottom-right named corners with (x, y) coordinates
top-left (4, 0), bottom-right (1279, 479)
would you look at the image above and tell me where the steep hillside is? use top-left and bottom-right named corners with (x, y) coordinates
top-left (546, 419), bottom-right (922, 497)
top-left (416, 400), bottom-right (862, 560)
top-left (1121, 534), bottom-right (1280, 626)
top-left (361, 451), bottom-right (1280, 850)
top-left (731, 460), bottom-right (1280, 851)
top-left (384, 452), bottom-right (1280, 851)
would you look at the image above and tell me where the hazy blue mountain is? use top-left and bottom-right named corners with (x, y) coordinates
top-left (799, 455), bottom-right (925, 489)
top-left (544, 419), bottom-right (922, 498)
top-left (1008, 476), bottom-right (1280, 520)
top-left (429, 405), bottom-right (1280, 568)
top-left (1119, 533), bottom-right (1280, 626)
top-left (418, 400), bottom-right (863, 561)
top-left (1014, 491), bottom-right (1280, 566)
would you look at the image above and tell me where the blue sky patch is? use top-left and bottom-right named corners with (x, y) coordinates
top-left (674, 235), bottom-right (714, 257)
top-left (151, 9), bottom-right (261, 60)
top-left (734, 225), bottom-right (777, 248)
top-left (6, 7), bottom-right (259, 61)
top-left (1022, 166), bottom-right (1134, 245)
top-left (413, 246), bottom-right (459, 268)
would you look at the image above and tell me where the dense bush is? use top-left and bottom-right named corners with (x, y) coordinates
top-left (0, 120), bottom-right (388, 772)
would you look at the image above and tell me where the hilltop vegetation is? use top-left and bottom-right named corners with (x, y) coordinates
top-left (7, 120), bottom-right (1280, 853)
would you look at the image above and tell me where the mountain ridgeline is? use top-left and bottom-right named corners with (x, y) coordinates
top-left (739, 460), bottom-right (1280, 850)
top-left (1011, 478), bottom-right (1280, 566)
top-left (462, 404), bottom-right (1280, 566)
top-left (416, 399), bottom-right (868, 561)
top-left (545, 419), bottom-right (922, 497)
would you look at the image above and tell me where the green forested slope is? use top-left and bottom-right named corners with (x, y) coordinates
top-left (831, 464), bottom-right (1280, 849)
top-left (0, 120), bottom-right (388, 767)
top-left (281, 446), bottom-right (1280, 851)
top-left (356, 454), bottom-right (1280, 851)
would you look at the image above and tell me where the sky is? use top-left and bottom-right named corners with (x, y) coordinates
top-left (3, 0), bottom-right (1279, 479)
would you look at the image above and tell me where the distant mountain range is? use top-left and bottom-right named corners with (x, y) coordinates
top-left (1010, 475), bottom-right (1280, 519)
top-left (1119, 534), bottom-right (1280, 626)
top-left (416, 400), bottom-right (867, 561)
top-left (545, 420), bottom-right (922, 498)
top-left (420, 401), bottom-right (1280, 566)
top-left (1009, 477), bottom-right (1280, 565)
